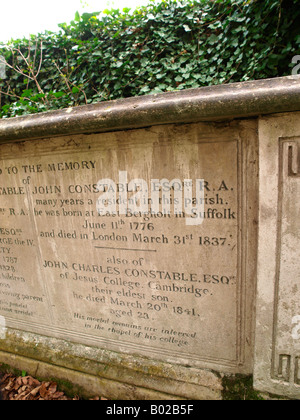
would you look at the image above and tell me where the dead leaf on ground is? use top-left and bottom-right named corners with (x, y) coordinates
top-left (0, 370), bottom-right (108, 400)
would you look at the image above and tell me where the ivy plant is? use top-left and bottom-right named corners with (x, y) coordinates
top-left (0, 0), bottom-right (299, 118)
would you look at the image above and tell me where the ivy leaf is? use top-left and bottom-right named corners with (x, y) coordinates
top-left (175, 75), bottom-right (183, 82)
top-left (231, 38), bottom-right (240, 48)
top-left (183, 25), bottom-right (191, 32)
top-left (208, 34), bottom-right (218, 44)
top-left (74, 11), bottom-right (81, 22)
top-left (53, 91), bottom-right (65, 98)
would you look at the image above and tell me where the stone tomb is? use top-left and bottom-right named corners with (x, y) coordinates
top-left (0, 121), bottom-right (257, 385)
top-left (0, 76), bottom-right (299, 399)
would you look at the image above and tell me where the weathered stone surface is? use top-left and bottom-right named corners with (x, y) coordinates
top-left (0, 120), bottom-right (258, 383)
top-left (0, 329), bottom-right (223, 400)
top-left (0, 77), bottom-right (299, 400)
top-left (0, 76), bottom-right (299, 143)
top-left (254, 111), bottom-right (300, 399)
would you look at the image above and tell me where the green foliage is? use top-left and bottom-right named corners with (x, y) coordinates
top-left (222, 375), bottom-right (265, 400)
top-left (0, 0), bottom-right (299, 118)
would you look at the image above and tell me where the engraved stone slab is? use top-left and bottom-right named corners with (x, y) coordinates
top-left (254, 112), bottom-right (300, 398)
top-left (0, 121), bottom-right (257, 374)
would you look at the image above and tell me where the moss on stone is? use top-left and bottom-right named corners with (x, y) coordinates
top-left (222, 375), bottom-right (265, 400)
top-left (0, 362), bottom-right (23, 378)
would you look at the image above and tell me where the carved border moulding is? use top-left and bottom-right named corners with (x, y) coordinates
top-left (254, 112), bottom-right (300, 399)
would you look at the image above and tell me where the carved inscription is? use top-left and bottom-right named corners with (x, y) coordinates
top-left (288, 142), bottom-right (300, 177)
top-left (254, 114), bottom-right (300, 398)
top-left (272, 140), bottom-right (300, 384)
top-left (0, 125), bottom-right (256, 369)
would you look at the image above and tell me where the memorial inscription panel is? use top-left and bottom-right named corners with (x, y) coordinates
top-left (0, 122), bottom-right (257, 372)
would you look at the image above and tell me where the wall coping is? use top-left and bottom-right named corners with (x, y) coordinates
top-left (0, 75), bottom-right (299, 142)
